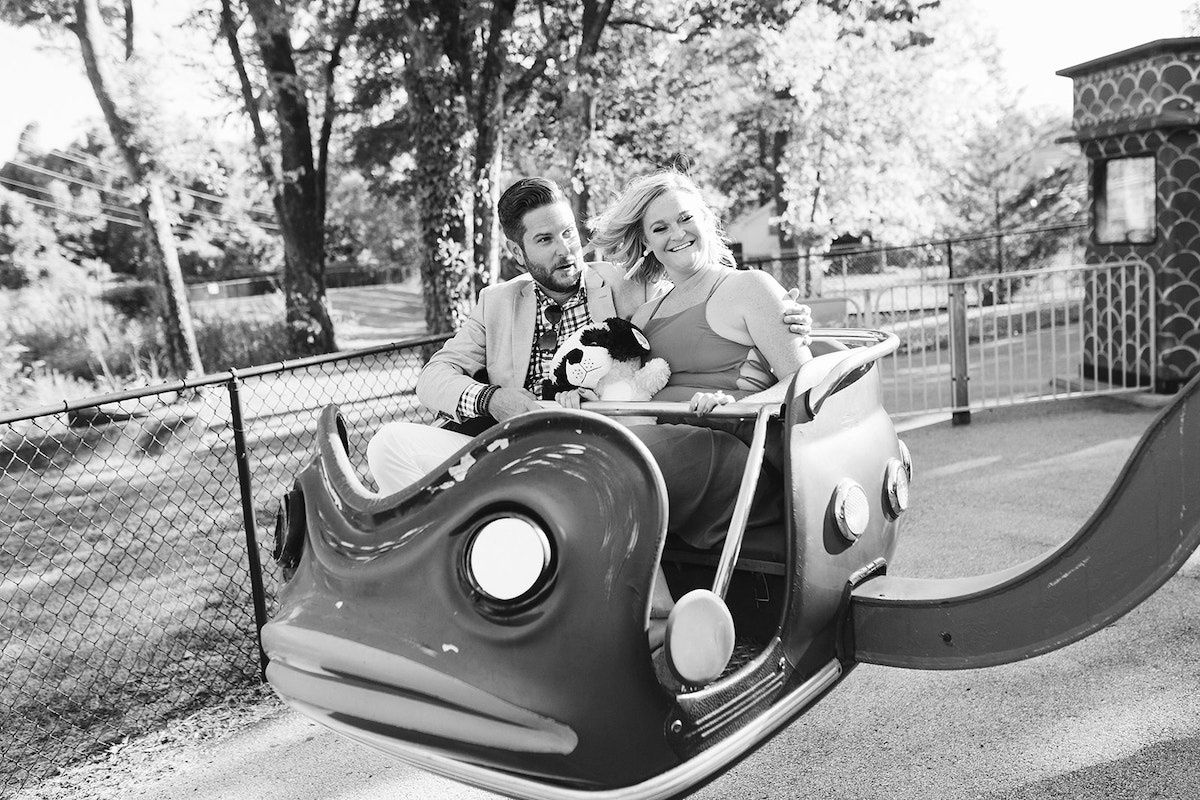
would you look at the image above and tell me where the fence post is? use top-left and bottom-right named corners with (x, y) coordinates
top-left (227, 369), bottom-right (271, 680)
top-left (948, 281), bottom-right (971, 425)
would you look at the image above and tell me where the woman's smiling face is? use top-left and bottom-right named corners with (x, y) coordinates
top-left (642, 189), bottom-right (710, 276)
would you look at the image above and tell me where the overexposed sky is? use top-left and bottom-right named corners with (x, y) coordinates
top-left (975, 0), bottom-right (1193, 110)
top-left (0, 0), bottom-right (1195, 158)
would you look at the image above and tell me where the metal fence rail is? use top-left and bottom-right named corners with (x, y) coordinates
top-left (873, 262), bottom-right (1156, 419)
top-left (743, 222), bottom-right (1089, 321)
top-left (0, 334), bottom-right (448, 796)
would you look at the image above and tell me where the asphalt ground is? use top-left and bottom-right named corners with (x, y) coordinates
top-left (19, 393), bottom-right (1200, 800)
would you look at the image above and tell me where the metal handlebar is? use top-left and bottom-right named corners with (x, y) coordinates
top-left (556, 400), bottom-right (781, 420)
top-left (804, 330), bottom-right (900, 418)
top-left (711, 403), bottom-right (777, 600)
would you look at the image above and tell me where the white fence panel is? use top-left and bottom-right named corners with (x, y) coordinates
top-left (870, 263), bottom-right (1156, 420)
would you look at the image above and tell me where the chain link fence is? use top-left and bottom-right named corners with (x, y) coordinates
top-left (0, 334), bottom-right (447, 796)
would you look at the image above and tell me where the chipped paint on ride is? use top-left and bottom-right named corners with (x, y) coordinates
top-left (449, 453), bottom-right (476, 481)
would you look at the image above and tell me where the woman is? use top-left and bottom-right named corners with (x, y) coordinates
top-left (589, 170), bottom-right (812, 419)
top-left (590, 172), bottom-right (812, 663)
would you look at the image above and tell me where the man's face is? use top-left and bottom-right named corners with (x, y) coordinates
top-left (508, 201), bottom-right (584, 296)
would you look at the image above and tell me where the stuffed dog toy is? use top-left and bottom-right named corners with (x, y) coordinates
top-left (544, 317), bottom-right (670, 424)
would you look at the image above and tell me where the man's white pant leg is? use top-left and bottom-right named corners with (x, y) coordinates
top-left (366, 422), bottom-right (473, 495)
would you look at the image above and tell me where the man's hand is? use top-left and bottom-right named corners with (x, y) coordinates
top-left (782, 287), bottom-right (813, 345)
top-left (487, 387), bottom-right (542, 421)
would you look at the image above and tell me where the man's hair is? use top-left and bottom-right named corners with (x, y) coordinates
top-left (498, 177), bottom-right (568, 244)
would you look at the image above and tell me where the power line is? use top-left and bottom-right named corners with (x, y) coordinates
top-left (5, 158), bottom-right (134, 199)
top-left (1, 177), bottom-right (213, 236)
top-left (0, 175), bottom-right (143, 224)
top-left (49, 146), bottom-right (279, 219)
top-left (9, 193), bottom-right (144, 230)
top-left (4, 158), bottom-right (279, 232)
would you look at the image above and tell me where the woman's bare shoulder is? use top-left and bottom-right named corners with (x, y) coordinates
top-left (719, 269), bottom-right (787, 306)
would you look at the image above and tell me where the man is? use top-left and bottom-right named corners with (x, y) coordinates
top-left (413, 176), bottom-right (660, 428)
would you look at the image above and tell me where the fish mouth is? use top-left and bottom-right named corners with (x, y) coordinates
top-left (262, 622), bottom-right (578, 755)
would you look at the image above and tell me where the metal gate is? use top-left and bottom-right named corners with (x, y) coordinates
top-left (866, 262), bottom-right (1157, 420)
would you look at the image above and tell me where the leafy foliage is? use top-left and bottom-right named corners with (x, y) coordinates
top-left (2, 0), bottom-right (1093, 388)
top-left (0, 188), bottom-right (76, 288)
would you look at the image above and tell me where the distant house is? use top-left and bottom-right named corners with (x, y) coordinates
top-left (725, 202), bottom-right (780, 261)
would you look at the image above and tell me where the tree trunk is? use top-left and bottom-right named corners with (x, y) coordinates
top-left (565, 0), bottom-right (613, 228)
top-left (242, 0), bottom-right (337, 356)
top-left (73, 0), bottom-right (203, 379)
top-left (405, 13), bottom-right (474, 335)
top-left (471, 0), bottom-right (516, 294)
top-left (568, 78), bottom-right (596, 228)
top-left (472, 135), bottom-right (503, 291)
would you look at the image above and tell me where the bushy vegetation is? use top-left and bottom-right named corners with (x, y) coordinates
top-left (1, 280), bottom-right (306, 413)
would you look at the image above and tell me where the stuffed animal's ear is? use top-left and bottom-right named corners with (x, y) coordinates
top-left (594, 317), bottom-right (650, 362)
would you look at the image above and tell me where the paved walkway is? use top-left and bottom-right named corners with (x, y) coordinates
top-left (20, 394), bottom-right (1200, 800)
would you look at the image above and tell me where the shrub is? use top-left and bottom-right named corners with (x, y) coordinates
top-left (192, 296), bottom-right (299, 371)
top-left (1, 283), bottom-right (164, 386)
top-left (99, 279), bottom-right (159, 318)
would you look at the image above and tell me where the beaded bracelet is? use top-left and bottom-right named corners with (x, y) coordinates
top-left (476, 384), bottom-right (500, 418)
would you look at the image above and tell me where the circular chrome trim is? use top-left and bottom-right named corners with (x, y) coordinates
top-left (466, 517), bottom-right (551, 602)
top-left (898, 439), bottom-right (913, 481)
top-left (833, 479), bottom-right (870, 542)
top-left (884, 458), bottom-right (910, 518)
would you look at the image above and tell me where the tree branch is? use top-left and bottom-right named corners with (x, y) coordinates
top-left (122, 0), bottom-right (133, 59)
top-left (606, 14), bottom-right (680, 36)
top-left (219, 0), bottom-right (275, 184)
top-left (317, 0), bottom-right (361, 220)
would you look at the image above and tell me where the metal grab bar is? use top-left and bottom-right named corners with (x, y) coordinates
top-left (711, 403), bottom-right (777, 600)
top-left (805, 330), bottom-right (900, 418)
top-left (559, 400), bottom-right (781, 419)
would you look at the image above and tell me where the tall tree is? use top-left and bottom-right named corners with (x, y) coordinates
top-left (1, 0), bottom-right (204, 378)
top-left (353, 0), bottom-right (519, 333)
top-left (218, 0), bottom-right (356, 355)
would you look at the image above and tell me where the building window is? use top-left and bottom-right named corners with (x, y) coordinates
top-left (1095, 156), bottom-right (1156, 244)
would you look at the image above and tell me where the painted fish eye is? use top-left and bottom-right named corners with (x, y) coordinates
top-left (465, 516), bottom-right (552, 602)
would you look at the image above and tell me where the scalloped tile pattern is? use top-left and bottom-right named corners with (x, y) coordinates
top-left (1072, 51), bottom-right (1200, 130)
top-left (1073, 48), bottom-right (1200, 385)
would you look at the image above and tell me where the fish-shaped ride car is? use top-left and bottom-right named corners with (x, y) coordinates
top-left (261, 329), bottom-right (1200, 800)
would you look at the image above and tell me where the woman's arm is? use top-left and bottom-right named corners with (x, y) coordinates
top-left (725, 270), bottom-right (811, 374)
top-left (695, 271), bottom-right (812, 409)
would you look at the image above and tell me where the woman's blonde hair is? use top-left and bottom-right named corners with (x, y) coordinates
top-left (588, 170), bottom-right (735, 284)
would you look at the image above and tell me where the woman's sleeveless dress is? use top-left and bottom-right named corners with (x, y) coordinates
top-left (640, 272), bottom-right (770, 401)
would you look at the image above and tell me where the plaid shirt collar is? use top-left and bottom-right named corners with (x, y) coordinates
top-left (526, 284), bottom-right (590, 393)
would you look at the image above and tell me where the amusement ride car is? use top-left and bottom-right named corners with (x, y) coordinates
top-left (261, 328), bottom-right (1200, 800)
